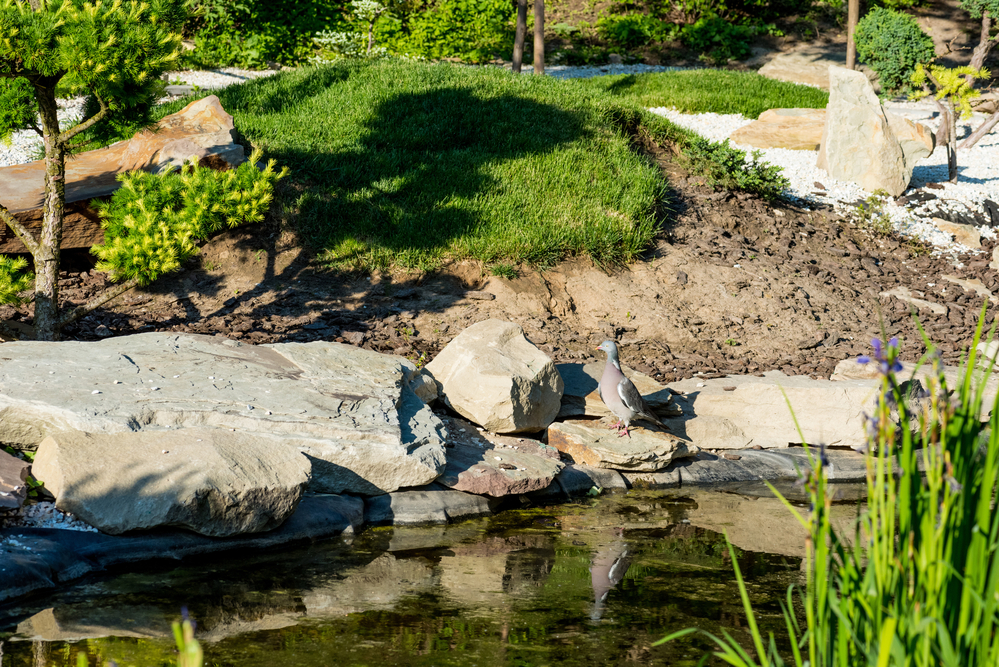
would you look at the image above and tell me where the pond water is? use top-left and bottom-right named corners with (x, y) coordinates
top-left (0, 489), bottom-right (861, 667)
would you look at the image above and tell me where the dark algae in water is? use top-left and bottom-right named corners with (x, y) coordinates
top-left (2, 490), bottom-right (853, 666)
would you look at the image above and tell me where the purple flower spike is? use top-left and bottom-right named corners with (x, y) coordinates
top-left (858, 355), bottom-right (872, 364)
top-left (871, 338), bottom-right (883, 357)
top-left (888, 337), bottom-right (899, 349)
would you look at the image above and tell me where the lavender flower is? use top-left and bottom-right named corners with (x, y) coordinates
top-left (857, 337), bottom-right (903, 376)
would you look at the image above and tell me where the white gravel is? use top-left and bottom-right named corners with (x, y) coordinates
top-left (511, 62), bottom-right (697, 79)
top-left (2, 501), bottom-right (98, 532)
top-left (0, 67), bottom-right (280, 169)
top-left (648, 101), bottom-right (999, 253)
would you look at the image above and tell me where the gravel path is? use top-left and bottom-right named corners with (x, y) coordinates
top-left (649, 102), bottom-right (999, 253)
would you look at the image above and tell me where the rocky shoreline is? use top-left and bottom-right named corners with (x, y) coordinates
top-left (2, 321), bottom-right (974, 605)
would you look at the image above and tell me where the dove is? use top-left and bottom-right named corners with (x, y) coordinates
top-left (595, 340), bottom-right (668, 438)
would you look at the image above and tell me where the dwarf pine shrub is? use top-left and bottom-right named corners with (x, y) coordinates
top-left (92, 150), bottom-right (288, 285)
top-left (855, 7), bottom-right (936, 94)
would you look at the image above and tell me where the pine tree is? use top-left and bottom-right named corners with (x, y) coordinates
top-left (958, 0), bottom-right (999, 148)
top-left (911, 64), bottom-right (989, 182)
top-left (0, 0), bottom-right (285, 340)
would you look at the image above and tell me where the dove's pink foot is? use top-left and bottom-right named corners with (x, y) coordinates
top-left (618, 425), bottom-right (631, 438)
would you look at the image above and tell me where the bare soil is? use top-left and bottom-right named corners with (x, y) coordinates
top-left (5, 149), bottom-right (994, 385)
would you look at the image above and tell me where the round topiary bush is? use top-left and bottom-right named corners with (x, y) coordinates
top-left (855, 7), bottom-right (936, 94)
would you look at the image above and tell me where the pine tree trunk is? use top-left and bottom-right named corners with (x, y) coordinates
top-left (967, 11), bottom-right (995, 85)
top-left (512, 0), bottom-right (527, 73)
top-left (33, 81), bottom-right (65, 341)
top-left (533, 0), bottom-right (544, 75)
top-left (947, 103), bottom-right (958, 183)
top-left (846, 0), bottom-right (860, 70)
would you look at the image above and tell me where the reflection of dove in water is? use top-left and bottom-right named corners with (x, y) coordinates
top-left (590, 528), bottom-right (631, 621)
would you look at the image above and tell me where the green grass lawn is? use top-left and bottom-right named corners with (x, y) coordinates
top-left (574, 69), bottom-right (829, 119)
top-left (152, 60), bottom-right (668, 271)
top-left (141, 62), bottom-right (804, 272)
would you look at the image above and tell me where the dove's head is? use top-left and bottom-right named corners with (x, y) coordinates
top-left (596, 340), bottom-right (619, 360)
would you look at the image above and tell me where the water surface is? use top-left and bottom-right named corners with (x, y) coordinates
top-left (1, 489), bottom-right (861, 666)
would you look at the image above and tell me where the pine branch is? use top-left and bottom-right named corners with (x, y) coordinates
top-left (0, 203), bottom-right (40, 255)
top-left (59, 92), bottom-right (108, 143)
top-left (58, 277), bottom-right (140, 329)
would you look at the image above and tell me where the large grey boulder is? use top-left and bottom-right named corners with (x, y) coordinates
top-left (0, 333), bottom-right (447, 496)
top-left (817, 66), bottom-right (933, 196)
top-left (32, 427), bottom-right (311, 536)
top-left (425, 319), bottom-right (563, 433)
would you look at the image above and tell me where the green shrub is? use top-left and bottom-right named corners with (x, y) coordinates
top-left (609, 105), bottom-right (790, 200)
top-left (680, 17), bottom-right (755, 63)
top-left (184, 0), bottom-right (343, 68)
top-left (855, 7), bottom-right (935, 93)
top-left (597, 13), bottom-right (677, 48)
top-left (376, 0), bottom-right (515, 63)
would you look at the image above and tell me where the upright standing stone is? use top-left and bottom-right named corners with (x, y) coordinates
top-left (817, 66), bottom-right (931, 196)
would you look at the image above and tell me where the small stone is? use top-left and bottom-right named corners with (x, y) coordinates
top-left (722, 386), bottom-right (736, 392)
top-left (723, 453), bottom-right (742, 460)
top-left (94, 325), bottom-right (112, 337)
top-left (91, 390), bottom-right (101, 394)
top-left (151, 387), bottom-right (160, 391)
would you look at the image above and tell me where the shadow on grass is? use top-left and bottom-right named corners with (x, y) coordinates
top-left (275, 86), bottom-right (591, 270)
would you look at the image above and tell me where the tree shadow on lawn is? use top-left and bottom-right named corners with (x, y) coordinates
top-left (77, 77), bottom-right (629, 343)
top-left (279, 85), bottom-right (592, 270)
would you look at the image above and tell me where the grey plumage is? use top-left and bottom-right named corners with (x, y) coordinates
top-left (596, 340), bottom-right (667, 437)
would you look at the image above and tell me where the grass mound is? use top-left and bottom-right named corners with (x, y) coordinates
top-left (156, 60), bottom-right (668, 271)
top-left (575, 69), bottom-right (829, 119)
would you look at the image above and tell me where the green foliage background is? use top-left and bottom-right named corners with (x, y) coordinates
top-left (855, 7), bottom-right (936, 94)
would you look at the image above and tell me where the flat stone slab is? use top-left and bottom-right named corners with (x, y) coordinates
top-left (0, 96), bottom-right (243, 215)
top-left (758, 43), bottom-right (877, 90)
top-left (364, 485), bottom-right (501, 526)
top-left (437, 417), bottom-right (564, 497)
top-left (0, 448), bottom-right (29, 511)
top-left (33, 428), bottom-right (311, 536)
top-left (669, 447), bottom-right (868, 487)
top-left (831, 357), bottom-right (998, 419)
top-left (556, 362), bottom-right (678, 420)
top-left (0, 96), bottom-right (245, 253)
top-left (729, 108), bottom-right (826, 151)
top-left (666, 371), bottom-right (878, 450)
top-left (879, 286), bottom-right (948, 315)
top-left (0, 494), bottom-right (363, 604)
top-left (546, 418), bottom-right (697, 471)
top-left (0, 333), bottom-right (447, 496)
